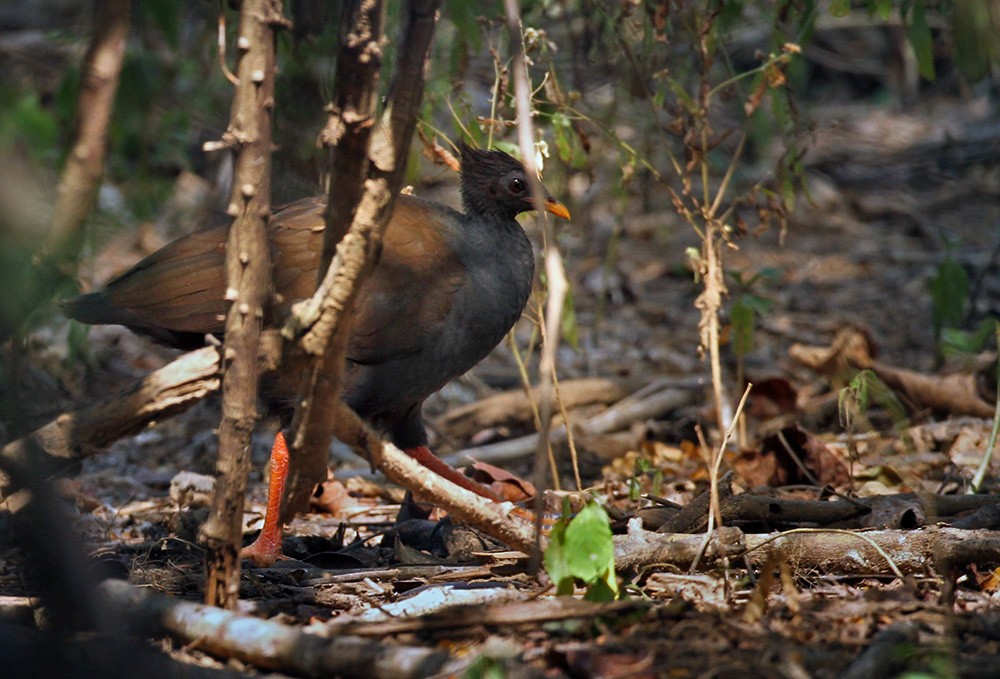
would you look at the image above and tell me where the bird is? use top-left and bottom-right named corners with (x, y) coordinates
top-left (63, 143), bottom-right (570, 565)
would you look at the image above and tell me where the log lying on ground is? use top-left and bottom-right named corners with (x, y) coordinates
top-left (0, 346), bottom-right (221, 502)
top-left (442, 385), bottom-right (692, 466)
top-left (99, 578), bottom-right (468, 679)
top-left (615, 520), bottom-right (1000, 577)
top-left (641, 488), bottom-right (1000, 534)
top-left (437, 377), bottom-right (632, 440)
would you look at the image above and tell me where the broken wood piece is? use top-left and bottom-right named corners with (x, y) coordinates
top-left (656, 471), bottom-right (735, 533)
top-left (328, 594), bottom-right (645, 636)
top-left (613, 521), bottom-right (747, 573)
top-left (98, 578), bottom-right (467, 678)
top-left (644, 490), bottom-right (1000, 534)
top-left (442, 385), bottom-right (691, 467)
top-left (0, 346), bottom-right (221, 502)
top-left (436, 377), bottom-right (631, 440)
top-left (618, 521), bottom-right (1000, 577)
top-left (376, 437), bottom-right (538, 554)
top-left (870, 361), bottom-right (995, 419)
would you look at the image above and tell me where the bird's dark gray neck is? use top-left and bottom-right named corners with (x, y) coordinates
top-left (456, 212), bottom-right (535, 325)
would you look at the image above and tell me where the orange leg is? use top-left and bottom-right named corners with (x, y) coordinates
top-left (404, 445), bottom-right (504, 502)
top-left (240, 431), bottom-right (291, 567)
top-left (239, 437), bottom-right (504, 568)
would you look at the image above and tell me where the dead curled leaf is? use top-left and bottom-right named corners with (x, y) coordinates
top-left (788, 326), bottom-right (877, 381)
top-left (790, 326), bottom-right (996, 418)
top-left (469, 461), bottom-right (536, 503)
top-left (870, 363), bottom-right (995, 419)
top-left (312, 471), bottom-right (351, 514)
top-left (734, 426), bottom-right (850, 488)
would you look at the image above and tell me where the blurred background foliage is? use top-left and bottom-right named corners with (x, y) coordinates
top-left (0, 0), bottom-right (996, 347)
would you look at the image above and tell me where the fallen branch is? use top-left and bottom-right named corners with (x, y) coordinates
top-left (436, 377), bottom-right (631, 441)
top-left (332, 401), bottom-right (538, 554)
top-left (99, 578), bottom-right (466, 679)
top-left (442, 386), bottom-right (690, 466)
top-left (331, 594), bottom-right (645, 636)
top-left (613, 521), bottom-right (747, 573)
top-left (615, 521), bottom-right (1000, 577)
top-left (643, 490), bottom-right (1000, 534)
top-left (0, 346), bottom-right (221, 503)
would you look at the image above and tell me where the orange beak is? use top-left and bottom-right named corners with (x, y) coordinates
top-left (543, 197), bottom-right (571, 220)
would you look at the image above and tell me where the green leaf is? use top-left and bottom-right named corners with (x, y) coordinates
top-left (651, 469), bottom-right (664, 496)
top-left (872, 0), bottom-right (893, 20)
top-left (952, 0), bottom-right (993, 82)
top-left (730, 297), bottom-right (757, 358)
top-left (941, 318), bottom-right (998, 357)
top-left (904, 0), bottom-right (936, 81)
top-left (628, 477), bottom-right (641, 502)
top-left (829, 0), bottom-right (851, 18)
top-left (543, 500), bottom-right (619, 598)
top-left (464, 655), bottom-right (507, 679)
top-left (564, 502), bottom-right (615, 586)
top-left (552, 114), bottom-right (573, 163)
top-left (583, 572), bottom-right (617, 603)
top-left (542, 516), bottom-right (575, 596)
top-left (663, 76), bottom-right (697, 115)
top-left (929, 255), bottom-right (969, 331)
top-left (560, 284), bottom-right (579, 349)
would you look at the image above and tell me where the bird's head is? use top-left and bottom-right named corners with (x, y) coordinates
top-left (459, 143), bottom-right (571, 222)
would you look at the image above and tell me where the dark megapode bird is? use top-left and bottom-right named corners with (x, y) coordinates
top-left (63, 143), bottom-right (570, 565)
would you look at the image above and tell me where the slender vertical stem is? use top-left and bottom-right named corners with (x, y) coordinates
top-left (503, 0), bottom-right (568, 572)
top-left (202, 0), bottom-right (288, 609)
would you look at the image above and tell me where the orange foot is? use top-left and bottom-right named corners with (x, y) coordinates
top-left (240, 431), bottom-right (291, 567)
top-left (404, 445), bottom-right (505, 501)
top-left (240, 436), bottom-right (511, 568)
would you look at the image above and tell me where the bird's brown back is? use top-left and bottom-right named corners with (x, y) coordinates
top-left (91, 194), bottom-right (467, 363)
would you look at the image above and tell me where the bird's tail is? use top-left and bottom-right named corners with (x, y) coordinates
top-left (60, 292), bottom-right (119, 325)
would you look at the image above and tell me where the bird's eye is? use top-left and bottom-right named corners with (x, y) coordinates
top-left (507, 176), bottom-right (526, 194)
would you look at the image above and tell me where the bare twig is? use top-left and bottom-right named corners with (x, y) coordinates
top-left (40, 0), bottom-right (129, 272)
top-left (331, 400), bottom-right (538, 553)
top-left (441, 386), bottom-right (690, 467)
top-left (201, 0), bottom-right (289, 609)
top-left (215, 12), bottom-right (240, 86)
top-left (98, 579), bottom-right (468, 678)
top-left (280, 0), bottom-right (388, 520)
top-left (0, 346), bottom-right (222, 505)
top-left (503, 0), bottom-right (568, 574)
top-left (969, 323), bottom-right (1000, 493)
top-left (281, 0), bottom-right (443, 520)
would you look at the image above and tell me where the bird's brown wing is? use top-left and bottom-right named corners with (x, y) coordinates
top-left (347, 197), bottom-right (466, 366)
top-left (270, 195), bottom-right (465, 365)
top-left (100, 225), bottom-right (229, 334)
top-left (268, 196), bottom-right (327, 313)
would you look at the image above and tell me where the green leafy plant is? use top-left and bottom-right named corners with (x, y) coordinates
top-left (544, 499), bottom-right (619, 602)
top-left (463, 655), bottom-right (507, 679)
top-left (729, 268), bottom-right (780, 357)
top-left (926, 238), bottom-right (998, 362)
top-left (838, 369), bottom-right (908, 434)
top-left (628, 456), bottom-right (663, 501)
top-left (929, 242), bottom-right (969, 344)
top-left (830, 0), bottom-right (936, 80)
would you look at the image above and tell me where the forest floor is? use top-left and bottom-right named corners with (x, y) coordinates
top-left (3, 43), bottom-right (1000, 679)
